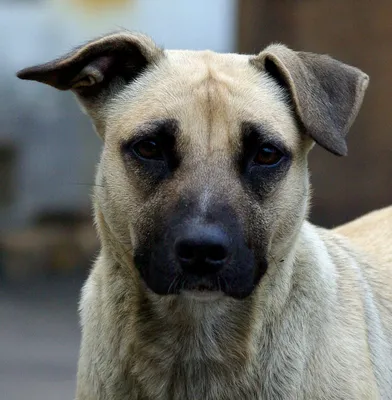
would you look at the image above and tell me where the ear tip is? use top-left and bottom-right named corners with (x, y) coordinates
top-left (16, 69), bottom-right (27, 79)
top-left (314, 136), bottom-right (348, 156)
top-left (360, 72), bottom-right (370, 89)
top-left (339, 149), bottom-right (348, 157)
top-left (16, 67), bottom-right (36, 80)
top-left (333, 143), bottom-right (348, 157)
top-left (17, 65), bottom-right (55, 85)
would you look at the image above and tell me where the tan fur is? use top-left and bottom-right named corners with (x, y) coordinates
top-left (335, 206), bottom-right (392, 267)
top-left (16, 32), bottom-right (391, 399)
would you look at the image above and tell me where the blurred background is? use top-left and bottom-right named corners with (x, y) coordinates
top-left (0, 0), bottom-right (391, 399)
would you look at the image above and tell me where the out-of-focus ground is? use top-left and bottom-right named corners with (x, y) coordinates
top-left (0, 277), bottom-right (83, 400)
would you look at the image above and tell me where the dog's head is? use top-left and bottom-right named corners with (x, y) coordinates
top-left (17, 32), bottom-right (368, 299)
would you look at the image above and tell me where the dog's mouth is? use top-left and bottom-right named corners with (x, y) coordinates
top-left (178, 277), bottom-right (225, 301)
top-left (194, 284), bottom-right (212, 291)
top-left (181, 275), bottom-right (222, 292)
top-left (181, 285), bottom-right (224, 302)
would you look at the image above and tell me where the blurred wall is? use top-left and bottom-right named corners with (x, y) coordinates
top-left (238, 0), bottom-right (392, 227)
top-left (0, 0), bottom-right (237, 280)
top-left (3, 0), bottom-right (390, 281)
top-left (1, 0), bottom-right (237, 232)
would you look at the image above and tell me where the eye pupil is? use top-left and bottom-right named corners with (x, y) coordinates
top-left (134, 140), bottom-right (163, 160)
top-left (254, 145), bottom-right (283, 166)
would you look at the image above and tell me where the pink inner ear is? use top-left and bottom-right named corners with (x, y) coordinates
top-left (91, 55), bottom-right (114, 76)
top-left (71, 55), bottom-right (115, 88)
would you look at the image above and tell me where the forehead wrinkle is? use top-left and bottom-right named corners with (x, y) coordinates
top-left (121, 118), bottom-right (179, 142)
top-left (107, 51), bottom-right (299, 153)
top-left (192, 54), bottom-right (239, 150)
top-left (186, 77), bottom-right (234, 157)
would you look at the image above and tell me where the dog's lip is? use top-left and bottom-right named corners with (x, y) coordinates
top-left (180, 289), bottom-right (224, 302)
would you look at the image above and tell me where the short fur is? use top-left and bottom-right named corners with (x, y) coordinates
top-left (17, 31), bottom-right (391, 399)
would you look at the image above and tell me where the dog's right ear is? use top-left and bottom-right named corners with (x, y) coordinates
top-left (17, 31), bottom-right (163, 138)
top-left (251, 44), bottom-right (369, 156)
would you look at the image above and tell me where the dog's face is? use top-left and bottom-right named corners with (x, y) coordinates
top-left (17, 32), bottom-right (368, 299)
top-left (101, 50), bottom-right (308, 299)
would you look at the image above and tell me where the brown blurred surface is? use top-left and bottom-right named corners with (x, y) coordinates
top-left (238, 0), bottom-right (392, 227)
top-left (0, 215), bottom-right (98, 283)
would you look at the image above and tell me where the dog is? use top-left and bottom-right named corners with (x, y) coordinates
top-left (17, 31), bottom-right (392, 399)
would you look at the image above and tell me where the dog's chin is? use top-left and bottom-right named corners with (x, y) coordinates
top-left (142, 272), bottom-right (256, 300)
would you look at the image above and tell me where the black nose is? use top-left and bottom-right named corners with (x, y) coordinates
top-left (174, 225), bottom-right (230, 275)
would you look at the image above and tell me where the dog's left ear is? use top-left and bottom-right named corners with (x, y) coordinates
top-left (16, 31), bottom-right (163, 138)
top-left (251, 44), bottom-right (369, 156)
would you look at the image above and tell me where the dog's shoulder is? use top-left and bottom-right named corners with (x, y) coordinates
top-left (333, 207), bottom-right (392, 393)
top-left (333, 207), bottom-right (392, 318)
top-left (308, 216), bottom-right (391, 329)
top-left (334, 206), bottom-right (392, 268)
top-left (330, 208), bottom-right (392, 355)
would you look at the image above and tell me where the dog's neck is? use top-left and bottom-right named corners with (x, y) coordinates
top-left (121, 247), bottom-right (302, 399)
top-left (138, 288), bottom-right (258, 359)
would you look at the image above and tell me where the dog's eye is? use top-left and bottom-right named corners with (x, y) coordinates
top-left (133, 140), bottom-right (164, 160)
top-left (254, 145), bottom-right (283, 166)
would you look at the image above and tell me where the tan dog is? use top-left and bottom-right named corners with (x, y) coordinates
top-left (17, 31), bottom-right (392, 399)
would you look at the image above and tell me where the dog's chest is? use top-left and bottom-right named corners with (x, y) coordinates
top-left (128, 322), bottom-right (262, 400)
top-left (131, 354), bottom-right (262, 400)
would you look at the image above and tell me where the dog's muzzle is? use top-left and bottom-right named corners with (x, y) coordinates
top-left (134, 202), bottom-right (265, 300)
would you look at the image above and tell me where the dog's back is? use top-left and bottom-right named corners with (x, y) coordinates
top-left (335, 206), bottom-right (392, 372)
top-left (335, 207), bottom-right (392, 307)
top-left (335, 206), bottom-right (392, 267)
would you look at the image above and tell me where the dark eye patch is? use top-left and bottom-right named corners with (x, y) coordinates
top-left (239, 121), bottom-right (291, 194)
top-left (121, 118), bottom-right (180, 183)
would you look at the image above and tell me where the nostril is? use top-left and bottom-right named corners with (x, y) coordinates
top-left (176, 242), bottom-right (195, 262)
top-left (206, 244), bottom-right (228, 263)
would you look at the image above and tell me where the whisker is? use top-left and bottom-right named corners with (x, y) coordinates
top-left (66, 182), bottom-right (106, 188)
top-left (167, 276), bottom-right (179, 295)
top-left (174, 274), bottom-right (184, 294)
top-left (221, 276), bottom-right (229, 293)
top-left (217, 276), bottom-right (222, 292)
top-left (179, 276), bottom-right (186, 291)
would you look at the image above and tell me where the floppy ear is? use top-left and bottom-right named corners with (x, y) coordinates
top-left (251, 44), bottom-right (369, 156)
top-left (17, 31), bottom-right (163, 137)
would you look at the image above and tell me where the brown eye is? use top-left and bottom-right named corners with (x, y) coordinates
top-left (254, 145), bottom-right (283, 166)
top-left (133, 140), bottom-right (164, 160)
